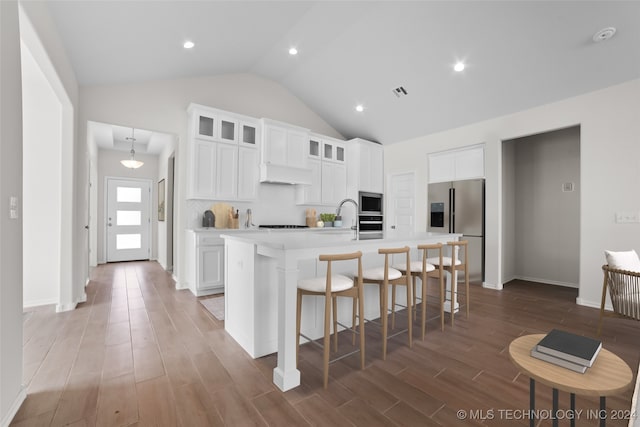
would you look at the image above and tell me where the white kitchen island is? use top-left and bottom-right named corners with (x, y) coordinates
top-left (221, 229), bottom-right (460, 391)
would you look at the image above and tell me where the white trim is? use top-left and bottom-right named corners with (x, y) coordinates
top-left (56, 301), bottom-right (78, 313)
top-left (23, 298), bottom-right (58, 309)
top-left (576, 297), bottom-right (611, 311)
top-left (1, 385), bottom-right (26, 427)
top-left (482, 282), bottom-right (502, 290)
top-left (512, 275), bottom-right (579, 289)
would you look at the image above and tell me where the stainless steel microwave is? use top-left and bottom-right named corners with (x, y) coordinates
top-left (358, 191), bottom-right (383, 215)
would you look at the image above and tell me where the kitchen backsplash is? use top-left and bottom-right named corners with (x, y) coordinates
top-left (186, 184), bottom-right (357, 229)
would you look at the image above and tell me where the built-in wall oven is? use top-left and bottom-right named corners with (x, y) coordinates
top-left (358, 192), bottom-right (383, 239)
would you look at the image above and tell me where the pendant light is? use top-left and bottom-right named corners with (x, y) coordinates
top-left (120, 128), bottom-right (144, 169)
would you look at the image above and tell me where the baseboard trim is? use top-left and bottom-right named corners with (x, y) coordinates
top-left (513, 275), bottom-right (579, 289)
top-left (23, 298), bottom-right (58, 309)
top-left (482, 282), bottom-right (502, 290)
top-left (576, 297), bottom-right (611, 311)
top-left (1, 385), bottom-right (26, 427)
top-left (56, 301), bottom-right (77, 313)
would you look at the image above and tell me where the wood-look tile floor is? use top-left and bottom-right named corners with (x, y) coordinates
top-left (13, 261), bottom-right (640, 426)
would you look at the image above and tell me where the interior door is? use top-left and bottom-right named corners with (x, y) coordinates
top-left (387, 172), bottom-right (415, 233)
top-left (106, 178), bottom-right (151, 262)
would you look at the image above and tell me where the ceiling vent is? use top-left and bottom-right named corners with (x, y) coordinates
top-left (392, 86), bottom-right (408, 98)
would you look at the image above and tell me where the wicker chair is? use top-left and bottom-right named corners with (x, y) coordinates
top-left (598, 264), bottom-right (640, 336)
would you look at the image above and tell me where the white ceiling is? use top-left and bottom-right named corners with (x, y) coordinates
top-left (88, 121), bottom-right (171, 155)
top-left (47, 1), bottom-right (640, 145)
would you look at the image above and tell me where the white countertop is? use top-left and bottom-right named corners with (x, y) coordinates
top-left (221, 230), bottom-right (459, 250)
top-left (189, 226), bottom-right (353, 233)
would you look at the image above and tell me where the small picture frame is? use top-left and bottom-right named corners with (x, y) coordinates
top-left (158, 179), bottom-right (165, 221)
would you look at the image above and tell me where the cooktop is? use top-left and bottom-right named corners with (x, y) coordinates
top-left (259, 225), bottom-right (310, 229)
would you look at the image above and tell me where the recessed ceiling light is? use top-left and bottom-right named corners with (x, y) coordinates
top-left (593, 27), bottom-right (616, 42)
top-left (184, 41), bottom-right (195, 49)
top-left (454, 62), bottom-right (465, 72)
top-left (355, 104), bottom-right (364, 112)
top-left (288, 47), bottom-right (298, 55)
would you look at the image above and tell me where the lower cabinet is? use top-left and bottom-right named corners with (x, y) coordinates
top-left (185, 230), bottom-right (224, 296)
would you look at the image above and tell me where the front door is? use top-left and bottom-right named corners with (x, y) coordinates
top-left (106, 178), bottom-right (151, 262)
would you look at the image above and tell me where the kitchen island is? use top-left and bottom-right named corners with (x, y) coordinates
top-left (222, 229), bottom-right (460, 391)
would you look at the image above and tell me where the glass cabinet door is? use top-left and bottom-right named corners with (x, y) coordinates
top-left (218, 117), bottom-right (238, 143)
top-left (309, 138), bottom-right (321, 158)
top-left (197, 114), bottom-right (216, 139)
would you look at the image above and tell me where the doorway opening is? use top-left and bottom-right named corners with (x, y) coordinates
top-left (501, 125), bottom-right (581, 288)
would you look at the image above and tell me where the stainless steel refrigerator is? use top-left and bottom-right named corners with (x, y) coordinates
top-left (428, 179), bottom-right (485, 282)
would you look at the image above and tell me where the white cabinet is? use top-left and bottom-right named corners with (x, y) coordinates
top-left (215, 143), bottom-right (239, 199)
top-left (428, 144), bottom-right (484, 183)
top-left (296, 158), bottom-right (322, 205)
top-left (261, 119), bottom-right (308, 168)
top-left (296, 134), bottom-right (347, 205)
top-left (321, 162), bottom-right (347, 205)
top-left (187, 104), bottom-right (260, 200)
top-left (322, 138), bottom-right (346, 164)
top-left (218, 116), bottom-right (238, 144)
top-left (190, 139), bottom-right (217, 198)
top-left (347, 138), bottom-right (384, 197)
top-left (185, 231), bottom-right (224, 296)
top-left (239, 121), bottom-right (259, 148)
top-left (193, 111), bottom-right (218, 141)
top-left (238, 146), bottom-right (259, 200)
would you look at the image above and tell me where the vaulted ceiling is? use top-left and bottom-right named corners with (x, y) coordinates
top-left (46, 1), bottom-right (640, 145)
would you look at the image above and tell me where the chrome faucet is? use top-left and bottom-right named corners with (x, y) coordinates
top-left (336, 198), bottom-right (359, 239)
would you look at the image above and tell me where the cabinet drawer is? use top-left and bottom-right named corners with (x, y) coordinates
top-left (199, 236), bottom-right (224, 246)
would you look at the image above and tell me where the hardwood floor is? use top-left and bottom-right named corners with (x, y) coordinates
top-left (13, 261), bottom-right (640, 426)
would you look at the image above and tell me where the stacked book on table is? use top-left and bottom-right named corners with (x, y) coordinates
top-left (531, 329), bottom-right (602, 373)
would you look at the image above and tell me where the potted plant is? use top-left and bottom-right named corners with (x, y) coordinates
top-left (319, 213), bottom-right (336, 227)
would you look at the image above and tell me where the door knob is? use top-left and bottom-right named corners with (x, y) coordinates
top-left (391, 225), bottom-right (396, 229)
top-left (84, 225), bottom-right (89, 229)
top-left (108, 223), bottom-right (112, 227)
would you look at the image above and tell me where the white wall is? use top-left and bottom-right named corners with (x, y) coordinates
top-left (97, 149), bottom-right (159, 263)
top-left (0, 2), bottom-right (26, 425)
top-left (385, 78), bottom-right (640, 308)
top-left (19, 1), bottom-right (81, 312)
top-left (21, 42), bottom-right (62, 308)
top-left (78, 73), bottom-right (344, 287)
top-left (505, 126), bottom-right (580, 287)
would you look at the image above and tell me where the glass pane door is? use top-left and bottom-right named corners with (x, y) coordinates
top-left (106, 178), bottom-right (151, 262)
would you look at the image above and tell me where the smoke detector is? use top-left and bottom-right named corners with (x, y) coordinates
top-left (592, 27), bottom-right (616, 42)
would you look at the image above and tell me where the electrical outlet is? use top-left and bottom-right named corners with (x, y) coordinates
top-left (615, 212), bottom-right (640, 223)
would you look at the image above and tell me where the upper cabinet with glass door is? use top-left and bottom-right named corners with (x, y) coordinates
top-left (190, 104), bottom-right (260, 147)
top-left (322, 137), bottom-right (346, 164)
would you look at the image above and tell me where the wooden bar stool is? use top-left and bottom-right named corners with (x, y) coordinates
top-left (296, 251), bottom-right (365, 388)
top-left (393, 243), bottom-right (445, 338)
top-left (360, 246), bottom-right (411, 360)
top-left (427, 240), bottom-right (469, 325)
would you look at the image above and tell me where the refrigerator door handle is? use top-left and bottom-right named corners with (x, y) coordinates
top-left (449, 187), bottom-right (455, 233)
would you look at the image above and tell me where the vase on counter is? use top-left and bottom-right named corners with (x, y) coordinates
top-left (324, 221), bottom-right (333, 227)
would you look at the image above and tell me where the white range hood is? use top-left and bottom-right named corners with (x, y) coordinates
top-left (259, 163), bottom-right (312, 185)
